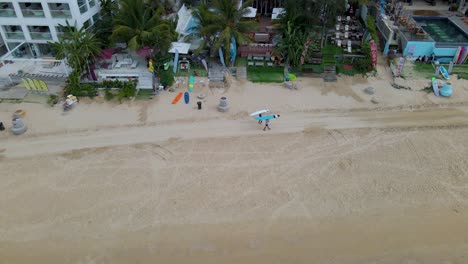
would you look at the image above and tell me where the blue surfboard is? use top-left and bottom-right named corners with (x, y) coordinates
top-left (431, 77), bottom-right (439, 97)
top-left (439, 66), bottom-right (450, 80)
top-left (255, 114), bottom-right (280, 121)
top-left (184, 91), bottom-right (189, 104)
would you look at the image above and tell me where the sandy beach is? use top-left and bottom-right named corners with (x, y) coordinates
top-left (1, 63), bottom-right (468, 263)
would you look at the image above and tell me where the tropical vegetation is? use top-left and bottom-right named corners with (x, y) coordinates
top-left (110, 0), bottom-right (176, 53)
top-left (188, 0), bottom-right (258, 64)
top-left (49, 21), bottom-right (102, 97)
top-left (93, 0), bottom-right (119, 48)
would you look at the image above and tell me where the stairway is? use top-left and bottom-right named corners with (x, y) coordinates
top-left (137, 72), bottom-right (153, 89)
top-left (322, 51), bottom-right (337, 82)
top-left (208, 64), bottom-right (225, 82)
top-left (323, 65), bottom-right (337, 82)
top-left (236, 67), bottom-right (247, 80)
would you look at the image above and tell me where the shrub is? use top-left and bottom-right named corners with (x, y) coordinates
top-left (104, 88), bottom-right (114, 101)
top-left (159, 68), bottom-right (174, 87)
top-left (47, 94), bottom-right (59, 106)
top-left (366, 16), bottom-right (378, 43)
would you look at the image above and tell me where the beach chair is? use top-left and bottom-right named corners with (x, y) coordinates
top-left (39, 80), bottom-right (49, 93)
top-left (130, 60), bottom-right (139, 69)
top-left (26, 78), bottom-right (38, 93)
top-left (33, 79), bottom-right (42, 93)
top-left (22, 78), bottom-right (32, 91)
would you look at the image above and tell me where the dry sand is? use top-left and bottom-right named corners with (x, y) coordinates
top-left (1, 67), bottom-right (468, 263)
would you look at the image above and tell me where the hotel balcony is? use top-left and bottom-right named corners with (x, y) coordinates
top-left (48, 3), bottom-right (72, 18)
top-left (20, 2), bottom-right (45, 18)
top-left (2, 26), bottom-right (25, 40)
top-left (4, 31), bottom-right (26, 40)
top-left (28, 26), bottom-right (52, 40)
top-left (0, 3), bottom-right (16, 17)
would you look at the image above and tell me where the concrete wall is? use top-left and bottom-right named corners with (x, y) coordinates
top-left (433, 47), bottom-right (458, 57)
top-left (403, 41), bottom-right (434, 57)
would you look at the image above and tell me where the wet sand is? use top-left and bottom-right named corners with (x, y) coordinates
top-left (2, 125), bottom-right (468, 263)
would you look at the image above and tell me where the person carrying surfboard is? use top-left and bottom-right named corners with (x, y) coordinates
top-left (258, 113), bottom-right (263, 124)
top-left (263, 115), bottom-right (280, 131)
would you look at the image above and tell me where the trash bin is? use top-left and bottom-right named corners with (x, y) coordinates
top-left (0, 122), bottom-right (4, 131)
top-left (197, 101), bottom-right (202, 110)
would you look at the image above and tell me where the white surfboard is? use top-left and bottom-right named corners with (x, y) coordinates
top-left (250, 109), bottom-right (270, 117)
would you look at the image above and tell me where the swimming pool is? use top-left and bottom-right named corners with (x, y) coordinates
top-left (413, 16), bottom-right (468, 44)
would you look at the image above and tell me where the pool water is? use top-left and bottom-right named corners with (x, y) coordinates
top-left (414, 17), bottom-right (468, 43)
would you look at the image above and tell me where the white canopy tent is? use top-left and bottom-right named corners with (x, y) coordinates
top-left (243, 7), bottom-right (257, 18)
top-left (272, 8), bottom-right (285, 20)
top-left (168, 42), bottom-right (191, 54)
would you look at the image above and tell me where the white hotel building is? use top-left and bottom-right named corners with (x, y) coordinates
top-left (0, 0), bottom-right (100, 58)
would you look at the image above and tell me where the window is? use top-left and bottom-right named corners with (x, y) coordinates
top-left (83, 19), bottom-right (92, 29)
top-left (28, 25), bottom-right (52, 40)
top-left (3, 25), bottom-right (25, 40)
top-left (92, 13), bottom-right (100, 23)
top-left (77, 0), bottom-right (87, 13)
top-left (19, 2), bottom-right (45, 17)
top-left (0, 2), bottom-right (16, 17)
top-left (48, 3), bottom-right (71, 18)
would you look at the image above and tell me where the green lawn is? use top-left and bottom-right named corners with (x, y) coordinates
top-left (175, 63), bottom-right (208, 77)
top-left (413, 63), bottom-right (468, 80)
top-left (135, 89), bottom-right (154, 100)
top-left (235, 57), bottom-right (247, 67)
top-left (247, 66), bottom-right (284, 83)
top-left (303, 64), bottom-right (324, 73)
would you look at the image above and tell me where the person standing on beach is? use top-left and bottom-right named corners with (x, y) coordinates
top-left (258, 113), bottom-right (263, 124)
top-left (263, 118), bottom-right (270, 131)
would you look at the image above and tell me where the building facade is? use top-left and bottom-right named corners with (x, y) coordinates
top-left (0, 0), bottom-right (100, 58)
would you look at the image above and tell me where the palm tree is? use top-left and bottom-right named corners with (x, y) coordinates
top-left (275, 20), bottom-right (309, 70)
top-left (209, 0), bottom-right (258, 65)
top-left (144, 0), bottom-right (174, 14)
top-left (94, 0), bottom-right (118, 47)
top-left (50, 21), bottom-right (102, 74)
top-left (111, 0), bottom-right (175, 53)
top-left (185, 2), bottom-right (217, 52)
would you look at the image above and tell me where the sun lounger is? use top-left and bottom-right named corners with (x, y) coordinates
top-left (255, 61), bottom-right (264, 66)
top-left (130, 60), bottom-right (139, 69)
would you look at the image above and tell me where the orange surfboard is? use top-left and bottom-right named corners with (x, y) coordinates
top-left (172, 92), bottom-right (183, 104)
